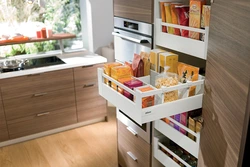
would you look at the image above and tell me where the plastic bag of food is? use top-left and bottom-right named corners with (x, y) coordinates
top-left (175, 5), bottom-right (190, 37)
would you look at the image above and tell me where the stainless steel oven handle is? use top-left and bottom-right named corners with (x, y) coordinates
top-left (112, 32), bottom-right (150, 44)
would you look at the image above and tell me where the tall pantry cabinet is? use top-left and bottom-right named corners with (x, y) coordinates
top-left (198, 1), bottom-right (250, 167)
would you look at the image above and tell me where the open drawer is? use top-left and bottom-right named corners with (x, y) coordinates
top-left (155, 119), bottom-right (200, 158)
top-left (98, 68), bottom-right (204, 125)
top-left (154, 136), bottom-right (197, 167)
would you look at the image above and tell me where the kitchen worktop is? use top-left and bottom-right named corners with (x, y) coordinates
top-left (0, 49), bottom-right (107, 79)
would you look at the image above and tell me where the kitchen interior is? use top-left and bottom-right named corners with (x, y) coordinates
top-left (0, 0), bottom-right (249, 167)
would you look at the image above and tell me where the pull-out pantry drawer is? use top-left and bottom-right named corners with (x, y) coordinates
top-left (4, 88), bottom-right (76, 121)
top-left (74, 64), bottom-right (103, 87)
top-left (0, 95), bottom-right (9, 142)
top-left (0, 69), bottom-right (74, 100)
top-left (7, 106), bottom-right (77, 139)
top-left (118, 120), bottom-right (150, 167)
top-left (75, 83), bottom-right (107, 122)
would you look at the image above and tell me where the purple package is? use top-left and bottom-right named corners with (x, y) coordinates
top-left (123, 79), bottom-right (143, 100)
top-left (180, 112), bottom-right (187, 135)
top-left (174, 114), bottom-right (180, 131)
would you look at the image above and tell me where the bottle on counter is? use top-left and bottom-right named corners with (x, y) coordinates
top-left (46, 25), bottom-right (53, 38)
top-left (41, 27), bottom-right (47, 38)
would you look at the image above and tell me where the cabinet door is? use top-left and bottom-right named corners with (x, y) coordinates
top-left (198, 1), bottom-right (250, 167)
top-left (114, 0), bottom-right (153, 23)
top-left (0, 95), bottom-right (9, 142)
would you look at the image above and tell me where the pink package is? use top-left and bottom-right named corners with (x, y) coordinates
top-left (123, 79), bottom-right (143, 100)
top-left (180, 112), bottom-right (188, 134)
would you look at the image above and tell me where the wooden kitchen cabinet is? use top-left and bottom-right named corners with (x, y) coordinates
top-left (198, 1), bottom-right (250, 167)
top-left (74, 64), bottom-right (107, 122)
top-left (113, 0), bottom-right (154, 23)
top-left (0, 94), bottom-right (9, 142)
top-left (118, 120), bottom-right (151, 167)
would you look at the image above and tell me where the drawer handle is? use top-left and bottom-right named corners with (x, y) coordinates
top-left (127, 152), bottom-right (137, 161)
top-left (126, 126), bottom-right (138, 136)
top-left (83, 83), bottom-right (95, 88)
top-left (82, 65), bottom-right (93, 68)
top-left (37, 112), bottom-right (50, 117)
top-left (34, 92), bottom-right (47, 97)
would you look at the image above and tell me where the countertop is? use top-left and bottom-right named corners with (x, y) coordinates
top-left (0, 49), bottom-right (107, 79)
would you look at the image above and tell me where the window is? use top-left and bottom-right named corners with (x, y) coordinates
top-left (0, 0), bottom-right (82, 58)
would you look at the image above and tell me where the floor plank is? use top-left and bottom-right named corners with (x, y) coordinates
top-left (0, 106), bottom-right (117, 167)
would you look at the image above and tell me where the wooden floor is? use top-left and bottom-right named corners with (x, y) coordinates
top-left (0, 106), bottom-right (118, 167)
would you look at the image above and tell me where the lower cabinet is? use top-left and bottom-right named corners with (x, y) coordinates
top-left (118, 120), bottom-right (151, 167)
top-left (0, 95), bottom-right (9, 142)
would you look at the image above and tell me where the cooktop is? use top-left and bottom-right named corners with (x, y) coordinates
top-left (0, 56), bottom-right (66, 73)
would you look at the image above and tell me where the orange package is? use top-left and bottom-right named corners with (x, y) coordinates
top-left (138, 86), bottom-right (155, 108)
top-left (170, 3), bottom-right (182, 35)
top-left (177, 62), bottom-right (199, 96)
top-left (160, 1), bottom-right (167, 33)
top-left (189, 0), bottom-right (202, 39)
top-left (201, 5), bottom-right (211, 28)
top-left (117, 77), bottom-right (133, 94)
top-left (104, 62), bottom-right (122, 85)
top-left (111, 65), bottom-right (132, 90)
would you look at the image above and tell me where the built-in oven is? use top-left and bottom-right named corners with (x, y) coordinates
top-left (112, 17), bottom-right (153, 63)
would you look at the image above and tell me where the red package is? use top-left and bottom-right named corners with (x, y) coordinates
top-left (175, 5), bottom-right (189, 37)
top-left (132, 53), bottom-right (144, 77)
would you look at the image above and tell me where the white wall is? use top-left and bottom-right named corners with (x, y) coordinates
top-left (81, 0), bottom-right (114, 55)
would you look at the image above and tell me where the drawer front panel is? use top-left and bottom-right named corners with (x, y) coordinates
top-left (114, 0), bottom-right (153, 23)
top-left (1, 69), bottom-right (74, 100)
top-left (0, 95), bottom-right (9, 142)
top-left (74, 64), bottom-right (103, 87)
top-left (8, 106), bottom-right (77, 139)
top-left (4, 88), bottom-right (76, 121)
top-left (77, 105), bottom-right (107, 122)
top-left (75, 84), bottom-right (102, 102)
top-left (118, 120), bottom-right (150, 167)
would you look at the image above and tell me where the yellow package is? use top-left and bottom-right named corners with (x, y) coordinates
top-left (159, 52), bottom-right (178, 74)
top-left (141, 51), bottom-right (150, 76)
top-left (111, 65), bottom-right (132, 90)
top-left (150, 49), bottom-right (166, 72)
top-left (189, 0), bottom-right (202, 39)
top-left (201, 5), bottom-right (211, 28)
top-left (104, 62), bottom-right (122, 85)
top-left (117, 77), bottom-right (133, 94)
top-left (177, 62), bottom-right (199, 96)
top-left (164, 3), bottom-right (174, 34)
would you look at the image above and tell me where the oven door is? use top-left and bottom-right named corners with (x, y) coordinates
top-left (113, 0), bottom-right (153, 23)
top-left (113, 28), bottom-right (152, 63)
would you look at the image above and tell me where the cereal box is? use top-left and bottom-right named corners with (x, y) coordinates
top-left (111, 65), bottom-right (132, 90)
top-left (104, 62), bottom-right (122, 85)
top-left (201, 5), bottom-right (211, 28)
top-left (150, 49), bottom-right (166, 72)
top-left (164, 2), bottom-right (174, 34)
top-left (170, 3), bottom-right (182, 35)
top-left (159, 52), bottom-right (178, 74)
top-left (189, 0), bottom-right (202, 39)
top-left (160, 1), bottom-right (167, 33)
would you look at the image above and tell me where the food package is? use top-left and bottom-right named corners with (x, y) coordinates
top-left (175, 5), bottom-right (190, 37)
top-left (111, 65), bottom-right (132, 90)
top-left (160, 1), bottom-right (167, 33)
top-left (150, 49), bottom-right (166, 72)
top-left (155, 69), bottom-right (179, 103)
top-left (188, 116), bottom-right (196, 140)
top-left (132, 53), bottom-right (144, 77)
top-left (170, 3), bottom-right (182, 35)
top-left (123, 79), bottom-right (143, 101)
top-left (141, 51), bottom-right (151, 76)
top-left (117, 77), bottom-right (133, 94)
top-left (201, 5), bottom-right (211, 40)
top-left (178, 62), bottom-right (199, 96)
top-left (194, 115), bottom-right (204, 133)
top-left (104, 62), bottom-right (122, 85)
top-left (137, 86), bottom-right (155, 108)
top-left (159, 52), bottom-right (178, 74)
top-left (164, 3), bottom-right (174, 34)
top-left (179, 112), bottom-right (188, 134)
top-left (189, 0), bottom-right (203, 39)
top-left (124, 61), bottom-right (133, 75)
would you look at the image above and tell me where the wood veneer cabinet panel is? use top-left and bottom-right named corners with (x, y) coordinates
top-left (118, 120), bottom-right (150, 167)
top-left (114, 0), bottom-right (153, 23)
top-left (198, 1), bottom-right (250, 167)
top-left (0, 94), bottom-right (9, 142)
top-left (74, 64), bottom-right (103, 87)
top-left (4, 88), bottom-right (76, 121)
top-left (7, 106), bottom-right (77, 139)
top-left (0, 69), bottom-right (74, 100)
